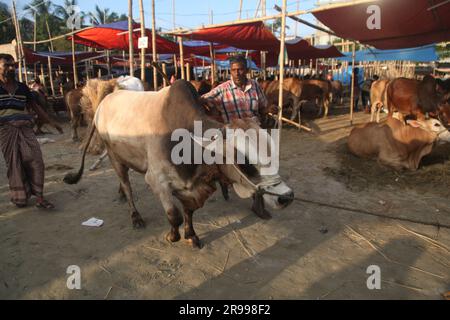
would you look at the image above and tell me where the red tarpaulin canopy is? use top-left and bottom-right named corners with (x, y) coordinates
top-left (68, 21), bottom-right (180, 53)
top-left (312, 0), bottom-right (450, 50)
top-left (175, 21), bottom-right (342, 62)
top-left (176, 21), bottom-right (280, 52)
top-left (286, 38), bottom-right (343, 60)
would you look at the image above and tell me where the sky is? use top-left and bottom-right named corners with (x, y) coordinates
top-left (12, 0), bottom-right (325, 38)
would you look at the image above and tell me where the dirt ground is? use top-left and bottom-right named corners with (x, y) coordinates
top-left (1, 105), bottom-right (449, 300)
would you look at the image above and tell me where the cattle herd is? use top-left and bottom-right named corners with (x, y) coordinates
top-left (29, 71), bottom-right (448, 246)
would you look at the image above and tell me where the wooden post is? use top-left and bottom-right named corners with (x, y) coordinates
top-left (11, 3), bottom-right (22, 82)
top-left (40, 64), bottom-right (46, 90)
top-left (45, 20), bottom-right (54, 52)
top-left (47, 56), bottom-right (55, 97)
top-left (179, 37), bottom-right (185, 80)
top-left (209, 43), bottom-right (215, 85)
top-left (85, 62), bottom-right (89, 80)
top-left (71, 27), bottom-right (78, 88)
top-left (151, 0), bottom-right (158, 90)
top-left (277, 0), bottom-right (287, 135)
top-left (106, 50), bottom-right (111, 78)
top-left (349, 42), bottom-right (356, 126)
top-left (186, 63), bottom-right (191, 81)
top-left (238, 0), bottom-right (243, 20)
top-left (162, 63), bottom-right (167, 87)
top-left (33, 11), bottom-right (37, 80)
top-left (139, 0), bottom-right (146, 83)
top-left (128, 0), bottom-right (135, 76)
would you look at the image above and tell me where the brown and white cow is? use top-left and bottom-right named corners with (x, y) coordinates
top-left (65, 80), bottom-right (294, 248)
top-left (386, 76), bottom-right (440, 122)
top-left (370, 79), bottom-right (391, 123)
top-left (348, 115), bottom-right (450, 171)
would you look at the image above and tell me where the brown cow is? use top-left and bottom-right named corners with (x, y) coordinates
top-left (387, 77), bottom-right (439, 121)
top-left (190, 80), bottom-right (212, 96)
top-left (348, 116), bottom-right (450, 171)
top-left (370, 79), bottom-right (391, 123)
top-left (263, 78), bottom-right (324, 121)
top-left (64, 87), bottom-right (84, 141)
top-left (331, 80), bottom-right (344, 105)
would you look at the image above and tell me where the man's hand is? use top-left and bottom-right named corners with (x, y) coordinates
top-left (28, 101), bottom-right (64, 135)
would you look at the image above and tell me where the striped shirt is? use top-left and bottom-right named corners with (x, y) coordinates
top-left (0, 82), bottom-right (34, 123)
top-left (202, 79), bottom-right (268, 123)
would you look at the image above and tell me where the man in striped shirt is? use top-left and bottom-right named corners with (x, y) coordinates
top-left (201, 55), bottom-right (273, 219)
top-left (0, 54), bottom-right (57, 209)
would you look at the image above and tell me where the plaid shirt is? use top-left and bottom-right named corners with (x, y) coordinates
top-left (202, 79), bottom-right (268, 123)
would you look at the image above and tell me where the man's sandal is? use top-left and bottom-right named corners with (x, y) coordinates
top-left (36, 199), bottom-right (55, 209)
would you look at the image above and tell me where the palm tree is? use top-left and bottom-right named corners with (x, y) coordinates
top-left (87, 5), bottom-right (123, 25)
top-left (0, 1), bottom-right (15, 44)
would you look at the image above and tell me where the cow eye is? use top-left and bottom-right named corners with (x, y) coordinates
top-left (434, 123), bottom-right (441, 127)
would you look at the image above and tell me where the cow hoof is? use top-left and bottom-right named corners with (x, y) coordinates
top-left (132, 216), bottom-right (146, 229)
top-left (166, 231), bottom-right (181, 243)
top-left (186, 236), bottom-right (202, 249)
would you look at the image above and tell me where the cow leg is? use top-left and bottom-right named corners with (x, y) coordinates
top-left (323, 99), bottom-right (329, 117)
top-left (370, 102), bottom-right (378, 122)
top-left (219, 181), bottom-right (230, 201)
top-left (376, 104), bottom-right (382, 123)
top-left (108, 153), bottom-right (145, 229)
top-left (183, 208), bottom-right (201, 249)
top-left (144, 170), bottom-right (183, 243)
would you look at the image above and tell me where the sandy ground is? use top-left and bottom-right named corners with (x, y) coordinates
top-left (0, 106), bottom-right (449, 300)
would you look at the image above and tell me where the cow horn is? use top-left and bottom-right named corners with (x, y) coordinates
top-left (425, 112), bottom-right (430, 120)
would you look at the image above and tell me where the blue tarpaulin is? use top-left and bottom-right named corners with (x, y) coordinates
top-left (336, 44), bottom-right (438, 62)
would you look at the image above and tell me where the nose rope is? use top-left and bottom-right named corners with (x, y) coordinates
top-left (230, 164), bottom-right (285, 197)
top-left (231, 166), bottom-right (448, 229)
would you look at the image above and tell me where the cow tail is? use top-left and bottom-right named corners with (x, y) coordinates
top-left (63, 122), bottom-right (97, 185)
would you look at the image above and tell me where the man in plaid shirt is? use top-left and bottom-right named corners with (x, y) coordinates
top-left (201, 55), bottom-right (268, 125)
top-left (201, 55), bottom-right (273, 220)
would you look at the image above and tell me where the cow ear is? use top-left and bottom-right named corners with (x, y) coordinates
top-left (406, 120), bottom-right (421, 128)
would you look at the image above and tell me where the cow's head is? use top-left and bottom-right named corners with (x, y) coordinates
top-left (211, 118), bottom-right (294, 211)
top-left (406, 118), bottom-right (450, 144)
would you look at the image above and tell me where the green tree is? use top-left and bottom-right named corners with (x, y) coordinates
top-left (87, 5), bottom-right (123, 25)
top-left (0, 1), bottom-right (15, 44)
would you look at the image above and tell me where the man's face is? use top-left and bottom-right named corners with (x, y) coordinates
top-left (230, 62), bottom-right (248, 87)
top-left (0, 58), bottom-right (16, 80)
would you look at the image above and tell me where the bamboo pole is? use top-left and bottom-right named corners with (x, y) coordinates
top-left (238, 0), bottom-right (243, 20)
top-left (45, 20), bottom-right (54, 52)
top-left (179, 37), bottom-right (185, 80)
top-left (209, 43), bottom-right (215, 85)
top-left (33, 11), bottom-right (37, 80)
top-left (350, 42), bottom-right (356, 126)
top-left (11, 1), bottom-right (23, 82)
top-left (151, 0), bottom-right (158, 90)
top-left (71, 27), bottom-right (78, 88)
top-left (277, 0), bottom-right (287, 135)
top-left (162, 63), bottom-right (167, 87)
top-left (47, 56), bottom-right (55, 97)
top-left (128, 0), bottom-right (135, 76)
top-left (139, 0), bottom-right (146, 83)
top-left (40, 63), bottom-right (45, 89)
top-left (186, 63), bottom-right (191, 81)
